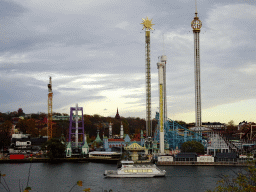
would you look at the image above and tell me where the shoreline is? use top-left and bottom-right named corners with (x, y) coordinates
top-left (0, 157), bottom-right (119, 164)
top-left (0, 158), bottom-right (252, 166)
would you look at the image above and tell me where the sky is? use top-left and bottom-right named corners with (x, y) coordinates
top-left (0, 0), bottom-right (255, 125)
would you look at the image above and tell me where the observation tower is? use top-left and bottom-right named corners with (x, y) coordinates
top-left (141, 17), bottom-right (154, 137)
top-left (191, 3), bottom-right (202, 128)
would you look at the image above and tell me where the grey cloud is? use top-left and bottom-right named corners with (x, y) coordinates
top-left (0, 0), bottom-right (255, 121)
top-left (0, 0), bottom-right (27, 19)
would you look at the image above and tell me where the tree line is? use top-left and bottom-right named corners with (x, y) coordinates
top-left (0, 111), bottom-right (159, 149)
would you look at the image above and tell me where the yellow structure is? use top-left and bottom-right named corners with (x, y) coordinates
top-left (159, 84), bottom-right (163, 132)
top-left (125, 143), bottom-right (145, 161)
top-left (157, 59), bottom-right (165, 154)
top-left (141, 17), bottom-right (154, 137)
top-left (141, 17), bottom-right (154, 30)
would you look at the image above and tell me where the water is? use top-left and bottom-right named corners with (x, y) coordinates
top-left (0, 162), bottom-right (245, 192)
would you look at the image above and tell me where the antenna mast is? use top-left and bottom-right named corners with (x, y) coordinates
top-left (162, 34), bottom-right (166, 55)
top-left (195, 0), bottom-right (198, 13)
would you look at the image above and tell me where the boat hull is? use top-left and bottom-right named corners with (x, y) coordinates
top-left (104, 170), bottom-right (165, 178)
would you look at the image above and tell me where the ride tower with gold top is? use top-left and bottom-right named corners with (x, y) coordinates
top-left (141, 17), bottom-right (154, 138)
top-left (191, 3), bottom-right (202, 129)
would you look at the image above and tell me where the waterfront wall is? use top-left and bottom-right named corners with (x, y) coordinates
top-left (157, 161), bottom-right (252, 166)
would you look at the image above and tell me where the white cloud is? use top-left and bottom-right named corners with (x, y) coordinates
top-left (115, 21), bottom-right (130, 30)
top-left (238, 62), bottom-right (256, 75)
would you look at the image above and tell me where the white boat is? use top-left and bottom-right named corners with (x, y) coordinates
top-left (104, 160), bottom-right (166, 178)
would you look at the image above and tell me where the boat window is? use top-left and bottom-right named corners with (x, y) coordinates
top-left (124, 170), bottom-right (128, 172)
top-left (128, 170), bottom-right (133, 173)
top-left (143, 169), bottom-right (147, 172)
top-left (132, 170), bottom-right (137, 173)
top-left (147, 169), bottom-right (153, 172)
top-left (137, 169), bottom-right (142, 172)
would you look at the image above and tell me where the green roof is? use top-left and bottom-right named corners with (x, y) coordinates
top-left (82, 140), bottom-right (89, 148)
top-left (95, 132), bottom-right (102, 143)
top-left (66, 142), bottom-right (71, 148)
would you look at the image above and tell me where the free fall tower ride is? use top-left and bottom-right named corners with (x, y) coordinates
top-left (191, 2), bottom-right (202, 129)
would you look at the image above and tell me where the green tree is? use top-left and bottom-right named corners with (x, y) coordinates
top-left (42, 138), bottom-right (65, 159)
top-left (181, 141), bottom-right (204, 154)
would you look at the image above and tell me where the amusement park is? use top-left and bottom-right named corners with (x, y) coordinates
top-left (2, 9), bottom-right (256, 165)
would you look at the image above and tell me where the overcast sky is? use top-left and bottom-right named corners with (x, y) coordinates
top-left (0, 0), bottom-right (255, 124)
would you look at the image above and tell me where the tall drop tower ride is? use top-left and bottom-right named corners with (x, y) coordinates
top-left (161, 55), bottom-right (167, 123)
top-left (191, 2), bottom-right (202, 127)
top-left (157, 57), bottom-right (165, 154)
top-left (141, 17), bottom-right (154, 137)
top-left (48, 77), bottom-right (53, 140)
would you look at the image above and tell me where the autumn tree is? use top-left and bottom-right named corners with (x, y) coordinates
top-left (17, 108), bottom-right (24, 116)
top-left (53, 120), bottom-right (69, 139)
top-left (16, 119), bottom-right (38, 137)
top-left (0, 120), bottom-right (12, 149)
top-left (16, 119), bottom-right (28, 134)
top-left (26, 119), bottom-right (38, 137)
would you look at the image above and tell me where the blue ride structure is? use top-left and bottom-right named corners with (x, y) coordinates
top-left (154, 112), bottom-right (203, 150)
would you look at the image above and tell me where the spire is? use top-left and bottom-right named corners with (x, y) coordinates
top-left (115, 108), bottom-right (120, 119)
top-left (191, 0), bottom-right (202, 32)
top-left (195, 0), bottom-right (198, 14)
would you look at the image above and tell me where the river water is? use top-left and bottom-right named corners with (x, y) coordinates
top-left (0, 162), bottom-right (245, 192)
